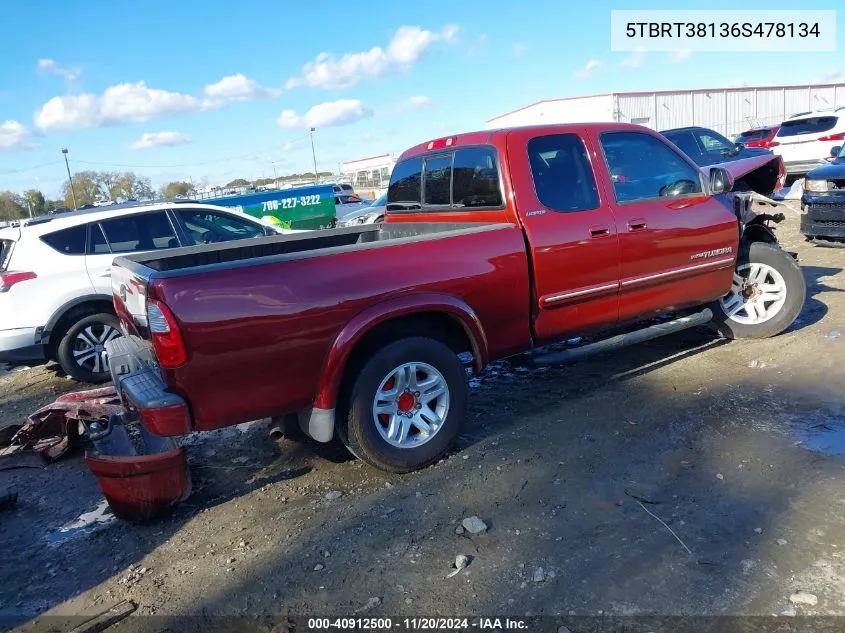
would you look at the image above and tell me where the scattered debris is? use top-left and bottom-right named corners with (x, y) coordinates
top-left (48, 499), bottom-right (116, 546)
top-left (67, 599), bottom-right (137, 633)
top-left (747, 360), bottom-right (772, 369)
top-left (461, 516), bottom-right (488, 534)
top-left (558, 627), bottom-right (573, 633)
top-left (355, 597), bottom-right (382, 614)
top-left (754, 527), bottom-right (763, 534)
top-left (4, 386), bottom-right (122, 463)
top-left (455, 526), bottom-right (465, 535)
top-left (446, 555), bottom-right (470, 578)
top-left (533, 567), bottom-right (546, 583)
top-left (826, 330), bottom-right (841, 340)
top-left (631, 498), bottom-right (692, 556)
top-left (789, 591), bottom-right (818, 606)
top-left (314, 564), bottom-right (324, 571)
top-left (325, 490), bottom-right (343, 500)
top-left (777, 539), bottom-right (788, 545)
top-left (716, 473), bottom-right (724, 481)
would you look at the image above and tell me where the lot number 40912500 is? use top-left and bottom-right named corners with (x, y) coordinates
top-left (262, 195), bottom-right (321, 212)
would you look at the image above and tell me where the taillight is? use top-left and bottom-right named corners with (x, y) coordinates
top-left (768, 141), bottom-right (780, 147)
top-left (146, 299), bottom-right (187, 367)
top-left (0, 271), bottom-right (37, 293)
top-left (818, 133), bottom-right (845, 141)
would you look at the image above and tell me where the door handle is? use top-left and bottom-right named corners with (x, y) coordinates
top-left (98, 267), bottom-right (112, 278)
top-left (628, 218), bottom-right (648, 231)
top-left (589, 226), bottom-right (610, 238)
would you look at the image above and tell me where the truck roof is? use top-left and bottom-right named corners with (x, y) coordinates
top-left (397, 122), bottom-right (653, 161)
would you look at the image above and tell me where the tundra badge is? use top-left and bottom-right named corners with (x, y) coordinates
top-left (690, 246), bottom-right (733, 261)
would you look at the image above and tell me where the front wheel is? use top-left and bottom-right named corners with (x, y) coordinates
top-left (339, 337), bottom-right (468, 473)
top-left (709, 241), bottom-right (805, 339)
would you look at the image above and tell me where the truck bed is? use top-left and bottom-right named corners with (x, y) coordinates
top-left (122, 223), bottom-right (512, 274)
top-left (111, 221), bottom-right (532, 431)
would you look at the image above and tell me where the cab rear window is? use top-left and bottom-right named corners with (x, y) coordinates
top-left (387, 147), bottom-right (503, 212)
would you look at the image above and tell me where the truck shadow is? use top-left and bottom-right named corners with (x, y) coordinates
top-left (788, 264), bottom-right (844, 332)
top-left (73, 360), bottom-right (845, 629)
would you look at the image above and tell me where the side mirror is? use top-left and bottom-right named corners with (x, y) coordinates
top-left (735, 142), bottom-right (745, 151)
top-left (831, 145), bottom-right (842, 158)
top-left (710, 167), bottom-right (734, 194)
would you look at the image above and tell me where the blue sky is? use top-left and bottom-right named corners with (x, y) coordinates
top-left (0, 0), bottom-right (842, 197)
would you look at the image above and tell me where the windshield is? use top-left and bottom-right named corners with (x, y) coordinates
top-left (371, 193), bottom-right (387, 207)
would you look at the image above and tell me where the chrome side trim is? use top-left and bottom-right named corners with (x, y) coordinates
top-left (621, 257), bottom-right (735, 288)
top-left (543, 282), bottom-right (619, 305)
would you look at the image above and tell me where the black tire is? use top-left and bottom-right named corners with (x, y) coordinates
top-left (709, 241), bottom-right (805, 339)
top-left (338, 337), bottom-right (468, 474)
top-left (56, 312), bottom-right (122, 383)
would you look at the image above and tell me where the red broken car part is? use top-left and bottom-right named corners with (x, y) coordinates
top-left (85, 447), bottom-right (191, 522)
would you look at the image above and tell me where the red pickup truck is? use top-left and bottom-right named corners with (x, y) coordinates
top-left (107, 123), bottom-right (805, 473)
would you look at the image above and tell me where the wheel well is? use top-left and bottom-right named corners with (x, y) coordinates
top-left (742, 224), bottom-right (778, 246)
top-left (336, 312), bottom-right (476, 411)
top-left (46, 300), bottom-right (115, 358)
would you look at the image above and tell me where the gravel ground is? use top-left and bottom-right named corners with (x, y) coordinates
top-left (2, 204), bottom-right (845, 631)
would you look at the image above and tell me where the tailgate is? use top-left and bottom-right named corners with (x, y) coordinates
top-left (110, 258), bottom-right (154, 344)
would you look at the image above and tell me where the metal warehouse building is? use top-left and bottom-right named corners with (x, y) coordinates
top-left (485, 82), bottom-right (845, 138)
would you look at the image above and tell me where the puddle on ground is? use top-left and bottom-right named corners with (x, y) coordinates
top-left (47, 499), bottom-right (116, 546)
top-left (797, 423), bottom-right (845, 456)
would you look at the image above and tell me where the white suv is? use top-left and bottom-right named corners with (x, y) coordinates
top-left (772, 108), bottom-right (845, 175)
top-left (0, 201), bottom-right (279, 382)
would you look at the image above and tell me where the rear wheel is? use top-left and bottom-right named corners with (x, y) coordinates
top-left (56, 312), bottom-right (122, 383)
top-left (339, 337), bottom-right (467, 473)
top-left (710, 241), bottom-right (805, 339)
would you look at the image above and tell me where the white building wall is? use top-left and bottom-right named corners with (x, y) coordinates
top-left (485, 95), bottom-right (614, 129)
top-left (491, 83), bottom-right (845, 140)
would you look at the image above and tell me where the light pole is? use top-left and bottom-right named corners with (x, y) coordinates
top-left (61, 148), bottom-right (78, 210)
top-left (310, 127), bottom-right (318, 184)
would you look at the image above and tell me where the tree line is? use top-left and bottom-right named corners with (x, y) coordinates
top-left (0, 169), bottom-right (340, 222)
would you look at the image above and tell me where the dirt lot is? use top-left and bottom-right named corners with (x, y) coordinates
top-left (2, 204), bottom-right (845, 631)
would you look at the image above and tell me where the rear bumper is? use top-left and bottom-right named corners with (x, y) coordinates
top-left (800, 197), bottom-right (845, 238)
top-left (106, 336), bottom-right (192, 436)
top-left (783, 159), bottom-right (826, 175)
top-left (0, 327), bottom-right (45, 363)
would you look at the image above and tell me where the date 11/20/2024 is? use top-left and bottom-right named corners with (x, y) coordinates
top-left (262, 194), bottom-right (322, 212)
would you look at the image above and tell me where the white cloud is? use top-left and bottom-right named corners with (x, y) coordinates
top-left (131, 131), bottom-right (191, 150)
top-left (575, 59), bottom-right (603, 78)
top-left (282, 142), bottom-right (295, 151)
top-left (204, 73), bottom-right (281, 101)
top-left (669, 49), bottom-right (692, 63)
top-left (36, 58), bottom-right (81, 81)
top-left (34, 81), bottom-right (218, 129)
top-left (277, 99), bottom-right (372, 128)
top-left (285, 24), bottom-right (459, 90)
top-left (513, 43), bottom-right (528, 57)
top-left (620, 48), bottom-right (646, 69)
top-left (0, 120), bottom-right (31, 152)
top-left (34, 94), bottom-right (101, 129)
top-left (727, 78), bottom-right (748, 88)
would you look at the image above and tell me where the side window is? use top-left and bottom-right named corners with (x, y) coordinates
top-left (697, 131), bottom-right (734, 153)
top-left (387, 156), bottom-right (422, 210)
top-left (664, 131), bottom-right (701, 160)
top-left (40, 224), bottom-right (87, 255)
top-left (100, 211), bottom-right (178, 253)
top-left (423, 155), bottom-right (452, 206)
top-left (89, 224), bottom-right (111, 254)
top-left (176, 209), bottom-right (264, 246)
top-left (452, 148), bottom-right (503, 208)
top-left (527, 134), bottom-right (599, 213)
top-left (600, 132), bottom-right (703, 204)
